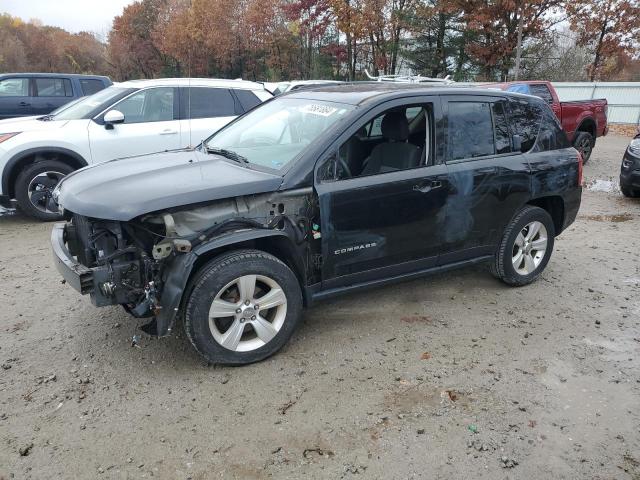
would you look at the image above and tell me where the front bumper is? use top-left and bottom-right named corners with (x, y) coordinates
top-left (620, 148), bottom-right (640, 189)
top-left (51, 222), bottom-right (94, 295)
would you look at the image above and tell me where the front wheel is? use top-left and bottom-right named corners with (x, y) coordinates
top-left (620, 183), bottom-right (639, 198)
top-left (184, 249), bottom-right (303, 365)
top-left (15, 160), bottom-right (74, 221)
top-left (491, 206), bottom-right (555, 286)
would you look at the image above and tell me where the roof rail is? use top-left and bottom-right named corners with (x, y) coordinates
top-left (364, 69), bottom-right (454, 84)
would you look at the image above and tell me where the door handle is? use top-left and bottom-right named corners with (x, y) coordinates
top-left (413, 180), bottom-right (442, 193)
top-left (159, 129), bottom-right (178, 135)
top-left (19, 102), bottom-right (31, 107)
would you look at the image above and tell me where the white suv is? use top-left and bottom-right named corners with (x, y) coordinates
top-left (0, 78), bottom-right (272, 220)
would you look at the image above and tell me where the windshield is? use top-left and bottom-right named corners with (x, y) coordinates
top-left (205, 98), bottom-right (353, 170)
top-left (54, 86), bottom-right (136, 120)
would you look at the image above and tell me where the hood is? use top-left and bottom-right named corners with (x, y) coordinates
top-left (0, 117), bottom-right (68, 133)
top-left (56, 149), bottom-right (284, 221)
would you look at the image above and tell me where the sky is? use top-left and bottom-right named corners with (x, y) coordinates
top-left (1, 0), bottom-right (137, 38)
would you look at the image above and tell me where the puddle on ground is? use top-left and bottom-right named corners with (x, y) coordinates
top-left (384, 384), bottom-right (472, 413)
top-left (585, 179), bottom-right (621, 194)
top-left (582, 213), bottom-right (634, 222)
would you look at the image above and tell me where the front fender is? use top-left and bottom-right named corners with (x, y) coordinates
top-left (155, 229), bottom-right (295, 336)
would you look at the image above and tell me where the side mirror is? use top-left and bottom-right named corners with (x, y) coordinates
top-left (512, 134), bottom-right (523, 152)
top-left (104, 110), bottom-right (125, 130)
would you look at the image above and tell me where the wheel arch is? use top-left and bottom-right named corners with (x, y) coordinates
top-left (527, 195), bottom-right (565, 235)
top-left (575, 117), bottom-right (596, 138)
top-left (2, 147), bottom-right (87, 199)
top-left (155, 229), bottom-right (308, 337)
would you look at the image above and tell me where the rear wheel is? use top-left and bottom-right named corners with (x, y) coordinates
top-left (15, 160), bottom-right (74, 221)
top-left (184, 249), bottom-right (303, 365)
top-left (573, 131), bottom-right (594, 163)
top-left (491, 206), bottom-right (555, 286)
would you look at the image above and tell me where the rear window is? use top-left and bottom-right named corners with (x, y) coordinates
top-left (234, 89), bottom-right (261, 112)
top-left (535, 106), bottom-right (570, 152)
top-left (35, 78), bottom-right (73, 97)
top-left (507, 100), bottom-right (541, 153)
top-left (181, 87), bottom-right (236, 119)
top-left (447, 101), bottom-right (494, 160)
top-left (80, 79), bottom-right (106, 96)
top-left (529, 84), bottom-right (554, 105)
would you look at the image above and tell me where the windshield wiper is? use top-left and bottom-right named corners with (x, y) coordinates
top-left (38, 114), bottom-right (55, 121)
top-left (206, 147), bottom-right (249, 165)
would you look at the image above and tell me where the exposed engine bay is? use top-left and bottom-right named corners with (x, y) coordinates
top-left (62, 187), bottom-right (319, 335)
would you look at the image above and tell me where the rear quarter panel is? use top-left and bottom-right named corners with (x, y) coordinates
top-left (528, 147), bottom-right (581, 233)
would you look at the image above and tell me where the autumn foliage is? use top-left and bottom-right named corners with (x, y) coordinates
top-left (1, 0), bottom-right (638, 82)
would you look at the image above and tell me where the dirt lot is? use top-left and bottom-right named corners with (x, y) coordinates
top-left (1, 134), bottom-right (639, 479)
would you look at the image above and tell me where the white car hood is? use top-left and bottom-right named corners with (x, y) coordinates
top-left (0, 117), bottom-right (69, 133)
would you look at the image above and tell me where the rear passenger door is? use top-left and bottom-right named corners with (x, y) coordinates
top-left (438, 95), bottom-right (532, 264)
top-left (179, 87), bottom-right (239, 147)
top-left (31, 77), bottom-right (75, 115)
top-left (0, 77), bottom-right (32, 118)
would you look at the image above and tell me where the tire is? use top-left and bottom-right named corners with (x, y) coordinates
top-left (184, 249), bottom-right (303, 365)
top-left (573, 131), bottom-right (595, 164)
top-left (491, 206), bottom-right (555, 287)
top-left (15, 160), bottom-right (74, 221)
top-left (620, 183), bottom-right (639, 198)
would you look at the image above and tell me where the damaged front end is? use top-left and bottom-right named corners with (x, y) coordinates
top-left (51, 188), bottom-right (317, 336)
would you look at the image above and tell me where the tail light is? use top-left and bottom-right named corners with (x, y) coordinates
top-left (577, 151), bottom-right (583, 186)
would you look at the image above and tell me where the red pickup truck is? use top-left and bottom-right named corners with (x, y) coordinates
top-left (486, 81), bottom-right (608, 162)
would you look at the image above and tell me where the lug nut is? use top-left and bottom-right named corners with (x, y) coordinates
top-left (254, 304), bottom-right (259, 310)
top-left (236, 308), bottom-right (242, 314)
top-left (251, 315), bottom-right (256, 320)
top-left (245, 300), bottom-right (250, 305)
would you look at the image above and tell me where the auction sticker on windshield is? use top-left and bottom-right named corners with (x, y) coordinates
top-left (299, 104), bottom-right (339, 117)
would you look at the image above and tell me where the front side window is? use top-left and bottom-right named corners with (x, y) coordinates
top-left (447, 102), bottom-right (494, 160)
top-left (114, 87), bottom-right (175, 124)
top-left (0, 78), bottom-right (29, 97)
top-left (320, 104), bottom-right (433, 181)
top-left (206, 98), bottom-right (353, 170)
top-left (54, 87), bottom-right (136, 120)
top-left (35, 78), bottom-right (73, 97)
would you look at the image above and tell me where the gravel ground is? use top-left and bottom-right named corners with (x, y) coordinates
top-left (1, 134), bottom-right (639, 480)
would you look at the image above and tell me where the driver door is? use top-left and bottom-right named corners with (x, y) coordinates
top-left (315, 96), bottom-right (450, 290)
top-left (87, 87), bottom-right (182, 164)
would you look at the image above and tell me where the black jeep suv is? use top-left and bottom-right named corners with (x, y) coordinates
top-left (51, 84), bottom-right (582, 365)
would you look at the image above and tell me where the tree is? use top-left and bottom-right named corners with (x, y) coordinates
top-left (567, 0), bottom-right (640, 81)
top-left (107, 0), bottom-right (168, 80)
top-left (452, 0), bottom-right (565, 80)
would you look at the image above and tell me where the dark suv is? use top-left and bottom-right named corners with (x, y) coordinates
top-left (0, 73), bottom-right (111, 119)
top-left (51, 84), bottom-right (582, 365)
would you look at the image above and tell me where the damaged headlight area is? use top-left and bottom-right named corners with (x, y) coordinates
top-left (54, 188), bottom-right (317, 332)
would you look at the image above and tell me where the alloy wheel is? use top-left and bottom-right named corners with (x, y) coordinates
top-left (27, 171), bottom-right (65, 214)
top-left (511, 221), bottom-right (548, 275)
top-left (208, 274), bottom-right (287, 352)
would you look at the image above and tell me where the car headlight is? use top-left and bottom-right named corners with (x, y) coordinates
top-left (0, 132), bottom-right (20, 143)
top-left (629, 138), bottom-right (640, 155)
